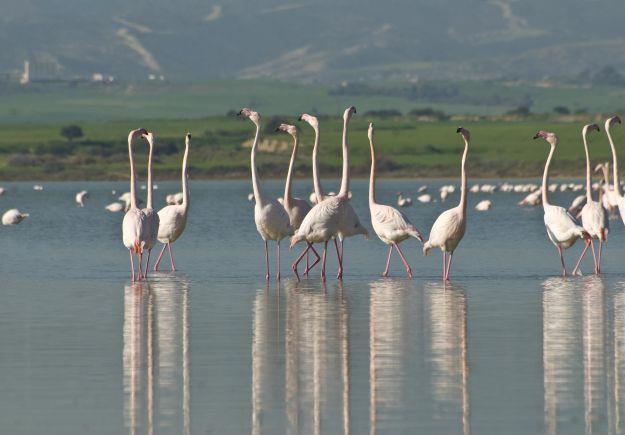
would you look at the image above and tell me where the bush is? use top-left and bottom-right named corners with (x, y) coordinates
top-left (506, 106), bottom-right (531, 116)
top-left (409, 108), bottom-right (449, 121)
top-left (364, 109), bottom-right (402, 118)
top-left (60, 125), bottom-right (83, 141)
top-left (553, 106), bottom-right (570, 115)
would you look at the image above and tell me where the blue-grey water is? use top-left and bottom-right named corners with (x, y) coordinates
top-left (1, 178), bottom-right (625, 435)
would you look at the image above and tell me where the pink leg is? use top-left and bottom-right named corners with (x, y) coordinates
top-left (598, 239), bottom-right (604, 274)
top-left (382, 245), bottom-right (393, 277)
top-left (144, 249), bottom-right (152, 279)
top-left (445, 252), bottom-right (454, 281)
top-left (138, 252), bottom-right (144, 281)
top-left (291, 247), bottom-right (306, 281)
top-left (304, 244), bottom-right (322, 275)
top-left (264, 241), bottom-right (270, 280)
top-left (442, 252), bottom-right (447, 280)
top-left (153, 244), bottom-right (167, 271)
top-left (167, 243), bottom-right (177, 271)
top-left (321, 241), bottom-right (328, 282)
top-left (129, 250), bottom-right (135, 282)
top-left (558, 246), bottom-right (568, 277)
top-left (276, 241), bottom-right (281, 280)
top-left (305, 250), bottom-right (309, 276)
top-left (572, 240), bottom-right (590, 276)
top-left (394, 243), bottom-right (413, 278)
top-left (590, 240), bottom-right (598, 275)
top-left (335, 239), bottom-right (344, 280)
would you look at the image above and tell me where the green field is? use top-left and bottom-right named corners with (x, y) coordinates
top-left (1, 112), bottom-right (623, 181)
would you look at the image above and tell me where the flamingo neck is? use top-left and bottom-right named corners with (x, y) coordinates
top-left (582, 131), bottom-right (593, 203)
top-left (606, 126), bottom-right (621, 196)
top-left (128, 133), bottom-right (138, 209)
top-left (250, 123), bottom-right (263, 205)
top-left (542, 144), bottom-right (555, 207)
top-left (458, 138), bottom-right (469, 212)
top-left (147, 137), bottom-right (154, 209)
top-left (181, 140), bottom-right (189, 209)
top-left (284, 135), bottom-right (298, 209)
top-left (368, 136), bottom-right (377, 205)
top-left (339, 117), bottom-right (350, 198)
top-left (311, 126), bottom-right (325, 203)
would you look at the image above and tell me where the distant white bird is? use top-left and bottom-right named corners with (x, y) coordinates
top-left (573, 124), bottom-right (608, 275)
top-left (248, 192), bottom-right (255, 202)
top-left (166, 192), bottom-right (184, 205)
top-left (118, 192), bottom-right (143, 212)
top-left (518, 190), bottom-right (541, 207)
top-left (154, 133), bottom-right (191, 272)
top-left (239, 108), bottom-right (292, 280)
top-left (105, 202), bottom-right (124, 212)
top-left (368, 123), bottom-right (423, 277)
top-left (440, 189), bottom-right (449, 202)
top-left (2, 209), bottom-right (29, 225)
top-left (474, 199), bottom-right (492, 211)
top-left (140, 131), bottom-right (160, 277)
top-left (0, 187), bottom-right (5, 196)
top-left (416, 194), bottom-right (432, 203)
top-left (417, 185), bottom-right (428, 193)
top-left (605, 115), bottom-right (625, 225)
top-left (533, 130), bottom-right (588, 276)
top-left (33, 184), bottom-right (43, 191)
top-left (75, 190), bottom-right (89, 207)
top-left (122, 128), bottom-right (149, 281)
top-left (423, 127), bottom-right (470, 281)
top-left (397, 192), bottom-right (412, 207)
top-left (568, 195), bottom-right (586, 218)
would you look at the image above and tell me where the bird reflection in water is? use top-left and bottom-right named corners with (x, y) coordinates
top-left (252, 280), bottom-right (350, 435)
top-left (612, 280), bottom-right (625, 434)
top-left (122, 276), bottom-right (190, 435)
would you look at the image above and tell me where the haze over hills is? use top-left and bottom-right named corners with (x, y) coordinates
top-left (2, 0), bottom-right (625, 83)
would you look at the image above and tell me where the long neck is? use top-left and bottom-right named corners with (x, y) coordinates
top-left (368, 136), bottom-right (376, 205)
top-left (339, 117), bottom-right (350, 198)
top-left (311, 126), bottom-right (324, 202)
top-left (582, 132), bottom-right (593, 203)
top-left (606, 126), bottom-right (621, 196)
top-left (147, 139), bottom-right (154, 209)
top-left (458, 138), bottom-right (469, 212)
top-left (603, 165), bottom-right (610, 188)
top-left (181, 141), bottom-right (189, 208)
top-left (128, 136), bottom-right (138, 209)
top-left (542, 145), bottom-right (556, 207)
top-left (250, 123), bottom-right (263, 204)
top-left (284, 135), bottom-right (298, 208)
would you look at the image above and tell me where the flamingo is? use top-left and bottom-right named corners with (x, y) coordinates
top-left (154, 133), bottom-right (191, 272)
top-left (239, 108), bottom-right (292, 280)
top-left (533, 130), bottom-right (589, 276)
top-left (166, 192), bottom-right (184, 205)
top-left (474, 199), bottom-right (492, 211)
top-left (2, 209), bottom-right (29, 225)
top-left (396, 193), bottom-right (412, 207)
top-left (423, 127), bottom-right (470, 281)
top-left (105, 202), bottom-right (124, 212)
top-left (368, 123), bottom-right (423, 277)
top-left (334, 106), bottom-right (368, 279)
top-left (275, 123), bottom-right (320, 280)
top-left (122, 128), bottom-right (148, 281)
top-left (572, 124), bottom-right (608, 275)
top-left (141, 131), bottom-right (160, 277)
top-left (75, 190), bottom-right (89, 207)
top-left (605, 115), bottom-right (625, 224)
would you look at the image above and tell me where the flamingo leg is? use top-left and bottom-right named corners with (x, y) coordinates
top-left (445, 252), bottom-right (454, 281)
top-left (442, 251), bottom-right (447, 280)
top-left (335, 239), bottom-right (344, 280)
top-left (572, 240), bottom-right (590, 276)
top-left (321, 241), bottom-right (328, 282)
top-left (305, 250), bottom-right (309, 276)
top-left (276, 241), bottom-right (281, 280)
top-left (304, 244), bottom-right (322, 275)
top-left (138, 252), bottom-right (144, 281)
top-left (129, 250), bottom-right (135, 282)
top-left (264, 241), bottom-right (270, 280)
top-left (394, 243), bottom-right (413, 278)
top-left (558, 245), bottom-right (568, 277)
top-left (382, 245), bottom-right (393, 277)
top-left (144, 249), bottom-right (152, 279)
top-left (291, 246), bottom-right (307, 281)
top-left (590, 240), bottom-right (598, 275)
top-left (153, 244), bottom-right (167, 271)
top-left (167, 243), bottom-right (177, 271)
top-left (598, 239), bottom-right (604, 274)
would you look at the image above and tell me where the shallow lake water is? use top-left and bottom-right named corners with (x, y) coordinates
top-left (1, 179), bottom-right (625, 434)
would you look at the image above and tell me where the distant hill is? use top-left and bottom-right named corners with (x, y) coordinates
top-left (2, 0), bottom-right (625, 82)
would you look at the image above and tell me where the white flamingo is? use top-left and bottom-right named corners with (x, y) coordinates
top-left (474, 199), bottom-right (492, 211)
top-left (105, 202), bottom-right (124, 212)
top-left (396, 193), bottom-right (412, 207)
top-left (533, 130), bottom-right (589, 276)
top-left (122, 128), bottom-right (148, 281)
top-left (573, 124), bottom-right (608, 275)
top-left (141, 131), bottom-right (160, 277)
top-left (368, 123), bottom-right (423, 277)
top-left (275, 123), bottom-right (320, 280)
top-left (75, 190), bottom-right (89, 207)
top-left (2, 209), bottom-right (29, 225)
top-left (239, 108), bottom-right (292, 280)
top-left (605, 115), bottom-right (625, 224)
top-left (423, 127), bottom-right (469, 281)
top-left (154, 133), bottom-right (191, 271)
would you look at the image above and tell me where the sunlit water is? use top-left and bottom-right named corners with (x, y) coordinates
top-left (1, 179), bottom-right (625, 434)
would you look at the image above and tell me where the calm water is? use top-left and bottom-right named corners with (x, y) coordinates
top-left (1, 179), bottom-right (625, 434)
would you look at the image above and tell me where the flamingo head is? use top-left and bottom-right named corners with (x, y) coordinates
top-left (238, 108), bottom-right (261, 125)
top-left (185, 132), bottom-right (191, 145)
top-left (606, 115), bottom-right (621, 130)
top-left (275, 123), bottom-right (298, 138)
top-left (533, 130), bottom-right (557, 146)
top-left (298, 113), bottom-right (319, 129)
top-left (343, 106), bottom-right (356, 121)
top-left (128, 128), bottom-right (148, 142)
top-left (368, 122), bottom-right (374, 142)
top-left (141, 130), bottom-right (154, 143)
top-left (583, 123), bottom-right (600, 136)
top-left (456, 126), bottom-right (470, 141)
top-left (594, 163), bottom-right (604, 173)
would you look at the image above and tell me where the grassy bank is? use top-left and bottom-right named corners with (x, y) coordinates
top-left (0, 113), bottom-right (623, 181)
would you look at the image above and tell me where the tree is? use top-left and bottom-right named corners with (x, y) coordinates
top-left (553, 106), bottom-right (570, 115)
top-left (60, 125), bottom-right (84, 141)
